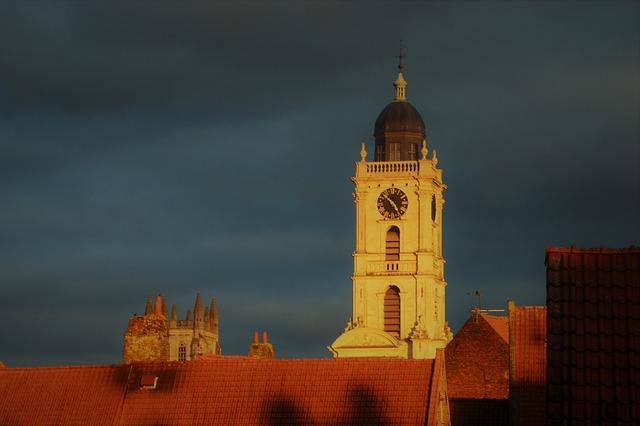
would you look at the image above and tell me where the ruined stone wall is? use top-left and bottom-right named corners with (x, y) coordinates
top-left (123, 315), bottom-right (169, 364)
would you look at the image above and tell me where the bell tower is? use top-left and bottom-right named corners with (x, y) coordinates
top-left (329, 55), bottom-right (452, 359)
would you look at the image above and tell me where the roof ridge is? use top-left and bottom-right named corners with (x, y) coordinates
top-left (1, 363), bottom-right (128, 371)
top-left (546, 245), bottom-right (639, 254)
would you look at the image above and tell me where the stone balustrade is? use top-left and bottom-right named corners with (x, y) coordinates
top-left (367, 260), bottom-right (417, 275)
top-left (364, 160), bottom-right (419, 175)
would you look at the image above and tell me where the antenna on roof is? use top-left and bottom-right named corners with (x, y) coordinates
top-left (467, 290), bottom-right (482, 312)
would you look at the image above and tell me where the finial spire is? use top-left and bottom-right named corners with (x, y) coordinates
top-left (194, 291), bottom-right (203, 323)
top-left (209, 297), bottom-right (219, 334)
top-left (397, 40), bottom-right (404, 72)
top-left (144, 294), bottom-right (153, 316)
top-left (360, 142), bottom-right (367, 162)
top-left (420, 139), bottom-right (428, 160)
top-left (393, 41), bottom-right (407, 101)
top-left (170, 303), bottom-right (177, 321)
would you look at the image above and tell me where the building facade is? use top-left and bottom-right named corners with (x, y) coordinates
top-left (123, 292), bottom-right (221, 363)
top-left (329, 59), bottom-right (452, 359)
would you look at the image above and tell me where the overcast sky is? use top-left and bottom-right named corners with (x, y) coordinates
top-left (1, 1), bottom-right (638, 366)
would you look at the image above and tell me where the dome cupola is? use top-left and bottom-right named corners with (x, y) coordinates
top-left (373, 50), bottom-right (426, 161)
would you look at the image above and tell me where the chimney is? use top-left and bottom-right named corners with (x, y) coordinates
top-left (154, 294), bottom-right (164, 317)
top-left (248, 330), bottom-right (275, 359)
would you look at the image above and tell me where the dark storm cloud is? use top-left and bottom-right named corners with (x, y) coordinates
top-left (0, 2), bottom-right (638, 365)
top-left (0, 2), bottom-right (427, 117)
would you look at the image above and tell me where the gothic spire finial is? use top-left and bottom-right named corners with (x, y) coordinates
top-left (170, 303), bottom-right (177, 321)
top-left (209, 297), bottom-right (219, 334)
top-left (194, 290), bottom-right (203, 323)
top-left (160, 295), bottom-right (168, 317)
top-left (144, 294), bottom-right (153, 316)
top-left (393, 42), bottom-right (407, 101)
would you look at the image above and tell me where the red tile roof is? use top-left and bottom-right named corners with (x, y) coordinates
top-left (0, 355), bottom-right (447, 425)
top-left (446, 311), bottom-right (510, 400)
top-left (481, 313), bottom-right (509, 344)
top-left (508, 302), bottom-right (546, 426)
top-left (546, 246), bottom-right (640, 425)
top-left (0, 364), bottom-right (130, 426)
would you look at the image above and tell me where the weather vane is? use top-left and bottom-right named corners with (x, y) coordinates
top-left (467, 290), bottom-right (482, 312)
top-left (396, 40), bottom-right (405, 72)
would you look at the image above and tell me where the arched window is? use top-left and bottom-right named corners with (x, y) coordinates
top-left (384, 286), bottom-right (401, 337)
top-left (178, 343), bottom-right (186, 361)
top-left (385, 226), bottom-right (400, 261)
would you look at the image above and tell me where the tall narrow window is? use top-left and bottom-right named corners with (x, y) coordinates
top-left (408, 143), bottom-right (417, 160)
top-left (385, 226), bottom-right (400, 261)
top-left (384, 286), bottom-right (401, 337)
top-left (431, 195), bottom-right (437, 222)
top-left (178, 343), bottom-right (186, 361)
top-left (389, 143), bottom-right (400, 161)
top-left (375, 144), bottom-right (385, 161)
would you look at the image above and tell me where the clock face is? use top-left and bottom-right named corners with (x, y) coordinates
top-left (377, 188), bottom-right (408, 219)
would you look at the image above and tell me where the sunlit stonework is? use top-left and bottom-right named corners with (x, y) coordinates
top-left (329, 60), bottom-right (452, 359)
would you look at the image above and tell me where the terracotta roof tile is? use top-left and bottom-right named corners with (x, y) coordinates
top-left (546, 246), bottom-right (640, 425)
top-left (508, 302), bottom-right (546, 426)
top-left (0, 356), bottom-right (446, 425)
top-left (446, 312), bottom-right (509, 400)
top-left (481, 313), bottom-right (509, 343)
top-left (0, 364), bottom-right (130, 425)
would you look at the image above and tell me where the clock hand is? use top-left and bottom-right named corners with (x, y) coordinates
top-left (382, 193), bottom-right (400, 214)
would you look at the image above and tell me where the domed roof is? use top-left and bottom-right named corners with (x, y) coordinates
top-left (374, 101), bottom-right (425, 136)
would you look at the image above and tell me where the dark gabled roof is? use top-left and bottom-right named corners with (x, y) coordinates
top-left (446, 312), bottom-right (509, 400)
top-left (508, 302), bottom-right (546, 426)
top-left (546, 246), bottom-right (640, 425)
top-left (0, 355), bottom-right (446, 426)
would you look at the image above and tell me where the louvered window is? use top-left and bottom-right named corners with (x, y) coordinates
top-left (386, 227), bottom-right (400, 261)
top-left (389, 143), bottom-right (401, 160)
top-left (384, 286), bottom-right (401, 337)
top-left (408, 143), bottom-right (417, 160)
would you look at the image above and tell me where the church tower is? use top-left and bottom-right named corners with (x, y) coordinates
top-left (329, 55), bottom-right (452, 359)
